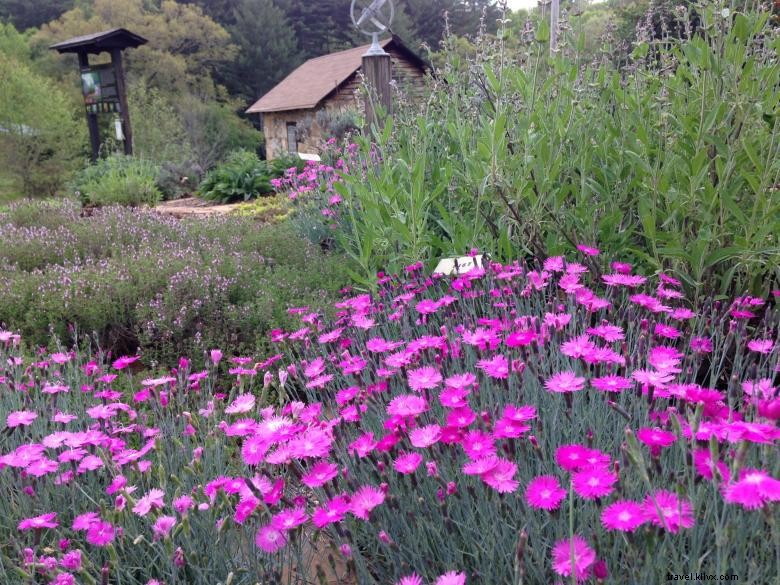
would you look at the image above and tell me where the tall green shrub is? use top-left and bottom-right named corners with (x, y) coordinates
top-left (335, 3), bottom-right (779, 297)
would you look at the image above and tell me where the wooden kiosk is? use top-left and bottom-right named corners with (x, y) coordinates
top-left (50, 28), bottom-right (147, 162)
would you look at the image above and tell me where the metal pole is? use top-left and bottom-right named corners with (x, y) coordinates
top-left (550, 0), bottom-right (560, 55)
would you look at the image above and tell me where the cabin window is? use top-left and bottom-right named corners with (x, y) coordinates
top-left (286, 122), bottom-right (298, 154)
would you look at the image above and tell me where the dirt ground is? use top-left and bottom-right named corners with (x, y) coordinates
top-left (153, 197), bottom-right (241, 218)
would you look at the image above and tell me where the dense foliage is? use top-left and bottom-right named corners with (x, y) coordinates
top-left (199, 150), bottom-right (302, 203)
top-left (328, 4), bottom-right (779, 298)
top-left (0, 199), bottom-right (350, 366)
top-left (71, 155), bottom-right (163, 208)
top-left (0, 254), bottom-right (777, 584)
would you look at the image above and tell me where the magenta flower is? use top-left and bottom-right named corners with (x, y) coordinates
top-left (397, 575), bottom-right (423, 585)
top-left (747, 339), bottom-right (774, 354)
top-left (602, 273), bottom-right (647, 287)
top-left (461, 430), bottom-right (496, 460)
top-left (270, 506), bottom-right (307, 531)
top-left (241, 435), bottom-right (269, 466)
top-left (351, 485), bottom-right (386, 520)
top-left (255, 524), bottom-right (288, 553)
top-left (435, 572), bottom-right (467, 585)
top-left (551, 535), bottom-right (596, 580)
top-left (407, 366), bottom-right (443, 391)
top-left (572, 467), bottom-right (617, 499)
top-left (481, 459), bottom-right (519, 493)
top-left (387, 394), bottom-right (428, 417)
top-left (555, 444), bottom-right (609, 471)
top-left (6, 410), bottom-right (37, 428)
top-left (636, 427), bottom-right (677, 455)
top-left (225, 394), bottom-right (256, 414)
top-left (476, 354), bottom-right (509, 379)
top-left (152, 516), bottom-right (176, 540)
top-left (86, 521), bottom-right (116, 547)
top-left (591, 375), bottom-right (633, 393)
top-left (643, 490), bottom-right (694, 532)
top-left (112, 355), bottom-right (139, 370)
top-left (545, 371), bottom-right (586, 393)
top-left (410, 424), bottom-right (442, 448)
top-left (394, 452), bottom-right (423, 474)
top-left (601, 501), bottom-right (646, 532)
top-left (525, 475), bottom-right (566, 511)
top-left (690, 336), bottom-right (713, 353)
top-left (173, 495), bottom-right (194, 514)
top-left (18, 512), bottom-right (58, 531)
top-left (302, 461), bottom-right (339, 488)
top-left (132, 488), bottom-right (165, 517)
top-left (724, 469), bottom-right (780, 509)
top-left (312, 496), bottom-right (350, 528)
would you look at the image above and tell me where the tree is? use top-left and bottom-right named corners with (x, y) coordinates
top-left (34, 0), bottom-right (236, 97)
top-left (217, 0), bottom-right (303, 102)
top-left (0, 53), bottom-right (84, 196)
top-left (0, 0), bottom-right (75, 32)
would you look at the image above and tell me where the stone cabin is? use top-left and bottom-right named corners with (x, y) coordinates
top-left (246, 35), bottom-right (429, 160)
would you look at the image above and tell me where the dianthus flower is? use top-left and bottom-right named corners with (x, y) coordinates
top-left (601, 501), bottom-right (646, 532)
top-left (152, 516), bottom-right (176, 540)
top-left (18, 512), bottom-right (58, 531)
top-left (387, 394), bottom-right (428, 417)
top-left (394, 452), bottom-right (423, 474)
top-left (410, 424), bottom-right (442, 448)
top-left (545, 371), bottom-right (586, 393)
top-left (85, 521), bottom-right (116, 547)
top-left (525, 475), bottom-right (566, 511)
top-left (591, 375), bottom-right (633, 393)
top-left (407, 366), bottom-right (443, 391)
top-left (302, 461), bottom-right (339, 488)
top-left (724, 469), bottom-right (780, 509)
top-left (351, 485), bottom-right (386, 520)
top-left (643, 490), bottom-right (694, 533)
top-left (551, 536), bottom-right (596, 580)
top-left (255, 524), bottom-right (288, 553)
top-left (435, 571), bottom-right (467, 585)
top-left (572, 467), bottom-right (617, 499)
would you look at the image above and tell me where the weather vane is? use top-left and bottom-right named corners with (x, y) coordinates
top-left (351, 0), bottom-right (395, 56)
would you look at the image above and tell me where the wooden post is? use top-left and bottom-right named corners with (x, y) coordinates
top-left (78, 51), bottom-right (101, 162)
top-left (362, 53), bottom-right (392, 134)
top-left (550, 0), bottom-right (560, 55)
top-left (111, 49), bottom-right (133, 156)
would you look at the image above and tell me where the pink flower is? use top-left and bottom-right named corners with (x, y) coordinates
top-left (636, 427), bottom-right (677, 455)
top-left (132, 488), bottom-right (165, 517)
top-left (351, 485), bottom-right (386, 520)
top-left (555, 444), bottom-right (609, 471)
top-left (545, 372), bottom-right (586, 394)
top-left (476, 354), bottom-right (509, 379)
top-left (270, 506), bottom-right (307, 531)
top-left (72, 512), bottom-right (99, 531)
top-left (551, 536), bottom-right (596, 580)
top-left (690, 337), bottom-right (713, 353)
top-left (724, 469), bottom-right (780, 509)
top-left (85, 521), bottom-right (116, 547)
top-left (572, 467), bottom-right (617, 499)
top-left (173, 495), bottom-right (194, 514)
top-left (643, 490), bottom-right (694, 533)
top-left (112, 355), bottom-right (139, 370)
top-left (587, 324), bottom-right (624, 342)
top-left (312, 496), bottom-right (350, 528)
top-left (60, 550), bottom-right (82, 571)
top-left (602, 273), bottom-right (647, 287)
top-left (601, 500), bottom-right (646, 532)
top-left (591, 375), bottom-right (632, 393)
top-left (576, 244), bottom-right (600, 256)
top-left (747, 339), bottom-right (774, 354)
top-left (481, 459), bottom-right (519, 493)
top-left (394, 452), bottom-right (423, 474)
top-left (152, 516), bottom-right (176, 540)
top-left (225, 394), bottom-right (256, 414)
top-left (241, 435), bottom-right (269, 466)
top-left (210, 349), bottom-right (223, 365)
top-left (525, 475), bottom-right (566, 511)
top-left (255, 524), bottom-right (288, 553)
top-left (435, 572), bottom-right (466, 585)
top-left (410, 424), bottom-right (442, 448)
top-left (7, 410), bottom-right (37, 428)
top-left (302, 461), bottom-right (339, 488)
top-left (387, 394), bottom-right (429, 417)
top-left (461, 430), bottom-right (495, 460)
top-left (18, 512), bottom-right (58, 531)
top-left (397, 575), bottom-right (423, 585)
top-left (407, 366), bottom-right (443, 391)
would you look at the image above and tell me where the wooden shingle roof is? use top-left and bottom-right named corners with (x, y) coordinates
top-left (246, 36), bottom-right (426, 114)
top-left (49, 28), bottom-right (147, 54)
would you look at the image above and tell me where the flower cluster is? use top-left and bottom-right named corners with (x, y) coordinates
top-left (0, 249), bottom-right (777, 584)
